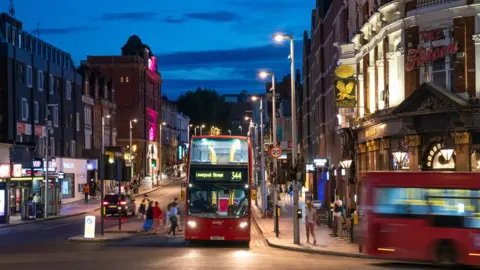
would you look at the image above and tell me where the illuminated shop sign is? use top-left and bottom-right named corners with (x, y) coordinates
top-left (405, 28), bottom-right (459, 71)
top-left (314, 158), bottom-right (329, 167)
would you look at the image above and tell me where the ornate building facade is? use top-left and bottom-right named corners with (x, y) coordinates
top-left (334, 0), bottom-right (480, 209)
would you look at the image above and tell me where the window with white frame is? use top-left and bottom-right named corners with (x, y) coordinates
top-left (37, 70), bottom-right (43, 91)
top-left (53, 107), bottom-right (59, 127)
top-left (66, 80), bottom-right (72, 100)
top-left (49, 74), bottom-right (54, 94)
top-left (85, 132), bottom-right (91, 149)
top-left (34, 101), bottom-right (39, 123)
top-left (37, 136), bottom-right (44, 156)
top-left (20, 98), bottom-right (28, 121)
top-left (84, 81), bottom-right (89, 95)
top-left (26, 65), bottom-right (32, 87)
top-left (50, 137), bottom-right (55, 157)
top-left (76, 112), bottom-right (80, 131)
top-left (71, 140), bottom-right (76, 157)
top-left (431, 57), bottom-right (450, 89)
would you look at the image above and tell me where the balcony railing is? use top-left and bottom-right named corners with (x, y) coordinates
top-left (416, 0), bottom-right (460, 9)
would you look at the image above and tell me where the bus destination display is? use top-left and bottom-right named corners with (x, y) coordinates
top-left (194, 170), bottom-right (245, 182)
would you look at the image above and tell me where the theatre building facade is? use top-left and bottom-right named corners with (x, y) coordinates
top-left (336, 0), bottom-right (480, 208)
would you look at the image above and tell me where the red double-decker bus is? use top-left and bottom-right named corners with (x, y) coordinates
top-left (357, 171), bottom-right (480, 266)
top-left (184, 135), bottom-right (253, 245)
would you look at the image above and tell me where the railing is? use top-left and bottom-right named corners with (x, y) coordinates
top-left (416, 0), bottom-right (460, 9)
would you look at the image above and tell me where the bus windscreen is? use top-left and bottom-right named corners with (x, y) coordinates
top-left (189, 138), bottom-right (248, 165)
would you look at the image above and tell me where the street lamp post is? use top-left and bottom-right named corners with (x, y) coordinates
top-left (195, 126), bottom-right (198, 136)
top-left (129, 119), bottom-right (137, 180)
top-left (259, 70), bottom-right (279, 236)
top-left (188, 124), bottom-right (192, 143)
top-left (44, 104), bottom-right (58, 219)
top-left (274, 33), bottom-right (299, 244)
top-left (159, 122), bottom-right (166, 185)
top-left (200, 125), bottom-right (205, 135)
top-left (228, 129), bottom-right (231, 135)
top-left (252, 96), bottom-right (266, 215)
top-left (100, 114), bottom-right (111, 236)
top-left (238, 126), bottom-right (243, 136)
top-left (253, 123), bottom-right (259, 207)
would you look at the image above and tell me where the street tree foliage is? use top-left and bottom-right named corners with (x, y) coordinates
top-left (177, 88), bottom-right (231, 132)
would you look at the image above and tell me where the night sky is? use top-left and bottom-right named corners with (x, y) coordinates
top-left (14, 0), bottom-right (313, 98)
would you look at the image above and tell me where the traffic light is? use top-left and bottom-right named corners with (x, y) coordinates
top-left (102, 154), bottom-right (114, 180)
top-left (151, 159), bottom-right (157, 168)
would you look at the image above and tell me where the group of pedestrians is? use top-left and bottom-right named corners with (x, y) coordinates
top-left (139, 195), bottom-right (182, 236)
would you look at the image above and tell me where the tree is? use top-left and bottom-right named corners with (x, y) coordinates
top-left (176, 88), bottom-right (231, 132)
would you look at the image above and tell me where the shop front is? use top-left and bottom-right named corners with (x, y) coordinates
top-left (353, 83), bottom-right (475, 179)
top-left (56, 158), bottom-right (88, 204)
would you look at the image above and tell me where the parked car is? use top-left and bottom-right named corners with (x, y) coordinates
top-left (103, 194), bottom-right (136, 216)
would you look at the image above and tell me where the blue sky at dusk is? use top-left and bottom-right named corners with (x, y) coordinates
top-left (13, 0), bottom-right (314, 98)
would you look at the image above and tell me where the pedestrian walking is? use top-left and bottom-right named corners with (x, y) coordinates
top-left (83, 184), bottom-right (90, 203)
top-left (138, 195), bottom-right (150, 219)
top-left (89, 179), bottom-right (96, 199)
top-left (332, 196), bottom-right (343, 237)
top-left (169, 197), bottom-right (182, 232)
top-left (305, 201), bottom-right (317, 245)
top-left (288, 183), bottom-right (293, 203)
top-left (167, 204), bottom-right (179, 236)
top-left (143, 201), bottom-right (154, 231)
top-left (150, 201), bottom-right (163, 235)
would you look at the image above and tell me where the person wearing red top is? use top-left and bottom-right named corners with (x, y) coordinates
top-left (150, 201), bottom-right (163, 235)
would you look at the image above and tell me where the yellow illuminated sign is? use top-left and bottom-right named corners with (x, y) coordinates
top-left (232, 172), bottom-right (241, 180)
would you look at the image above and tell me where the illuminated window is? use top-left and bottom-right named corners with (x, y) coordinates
top-left (126, 76), bottom-right (129, 83)
top-left (120, 77), bottom-right (124, 83)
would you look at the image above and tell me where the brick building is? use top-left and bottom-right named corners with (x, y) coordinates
top-left (85, 35), bottom-right (162, 178)
top-left (77, 63), bottom-right (116, 183)
top-left (332, 0), bottom-right (480, 209)
top-left (301, 0), bottom-right (350, 206)
top-left (0, 12), bottom-right (88, 207)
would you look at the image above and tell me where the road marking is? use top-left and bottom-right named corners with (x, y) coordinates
top-left (38, 221), bottom-right (84, 231)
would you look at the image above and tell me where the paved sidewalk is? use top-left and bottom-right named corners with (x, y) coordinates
top-left (252, 200), bottom-right (369, 258)
top-left (0, 176), bottom-right (183, 229)
top-left (68, 233), bottom-right (133, 243)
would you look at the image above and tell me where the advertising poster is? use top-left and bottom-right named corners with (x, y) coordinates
top-left (0, 190), bottom-right (4, 217)
top-left (334, 65), bottom-right (357, 108)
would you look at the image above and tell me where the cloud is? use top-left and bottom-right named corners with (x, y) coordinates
top-left (157, 43), bottom-right (304, 98)
top-left (156, 41), bottom-right (303, 69)
top-left (162, 78), bottom-right (262, 97)
top-left (162, 67), bottom-right (246, 80)
top-left (162, 16), bottom-right (188, 24)
top-left (231, 0), bottom-right (298, 11)
top-left (32, 26), bottom-right (95, 35)
top-left (98, 10), bottom-right (241, 24)
top-left (99, 11), bottom-right (159, 22)
top-left (184, 11), bottom-right (241, 22)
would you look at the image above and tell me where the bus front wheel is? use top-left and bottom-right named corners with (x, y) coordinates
top-left (434, 240), bottom-right (458, 266)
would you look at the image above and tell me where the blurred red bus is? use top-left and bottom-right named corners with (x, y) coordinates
top-left (184, 136), bottom-right (253, 245)
top-left (357, 171), bottom-right (480, 266)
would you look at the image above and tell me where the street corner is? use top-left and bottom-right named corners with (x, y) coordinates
top-left (264, 237), bottom-right (374, 259)
top-left (68, 234), bottom-right (133, 243)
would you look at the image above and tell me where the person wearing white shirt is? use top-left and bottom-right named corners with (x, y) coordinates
top-left (305, 201), bottom-right (317, 245)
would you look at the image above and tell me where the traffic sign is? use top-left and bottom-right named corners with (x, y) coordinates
top-left (270, 147), bottom-right (283, 159)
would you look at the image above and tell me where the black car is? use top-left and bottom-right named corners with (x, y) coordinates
top-left (103, 194), bottom-right (136, 216)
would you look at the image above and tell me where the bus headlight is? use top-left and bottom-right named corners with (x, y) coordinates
top-left (188, 221), bottom-right (197, 228)
top-left (239, 221), bottom-right (248, 229)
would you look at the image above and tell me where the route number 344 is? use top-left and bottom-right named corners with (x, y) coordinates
top-left (270, 147), bottom-right (283, 159)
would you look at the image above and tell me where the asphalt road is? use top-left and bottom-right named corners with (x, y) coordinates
top-left (0, 179), bottom-right (461, 270)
